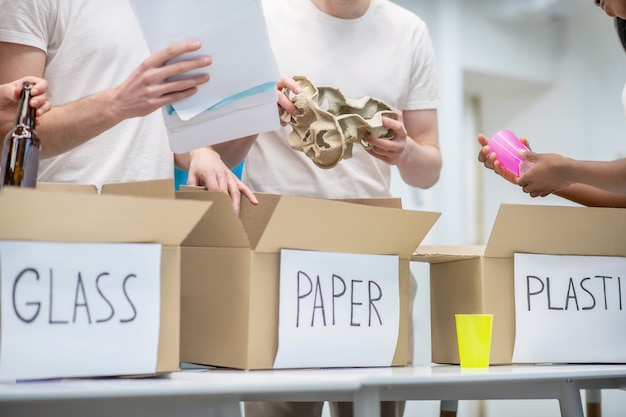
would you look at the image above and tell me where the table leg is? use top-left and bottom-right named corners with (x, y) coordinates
top-left (558, 381), bottom-right (584, 417)
top-left (440, 400), bottom-right (458, 417)
top-left (353, 387), bottom-right (381, 417)
top-left (585, 389), bottom-right (602, 417)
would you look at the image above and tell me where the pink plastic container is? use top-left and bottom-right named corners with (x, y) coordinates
top-left (487, 130), bottom-right (530, 177)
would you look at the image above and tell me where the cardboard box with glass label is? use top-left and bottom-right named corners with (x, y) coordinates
top-left (177, 189), bottom-right (440, 370)
top-left (413, 203), bottom-right (626, 365)
top-left (0, 181), bottom-right (211, 381)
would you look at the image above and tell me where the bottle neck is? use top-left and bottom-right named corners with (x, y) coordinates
top-left (14, 82), bottom-right (36, 129)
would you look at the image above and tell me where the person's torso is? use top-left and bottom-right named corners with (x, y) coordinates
top-left (243, 0), bottom-right (438, 198)
top-left (0, 0), bottom-right (173, 186)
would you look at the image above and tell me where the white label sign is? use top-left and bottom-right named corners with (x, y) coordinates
top-left (273, 249), bottom-right (400, 368)
top-left (0, 241), bottom-right (162, 381)
top-left (513, 253), bottom-right (626, 363)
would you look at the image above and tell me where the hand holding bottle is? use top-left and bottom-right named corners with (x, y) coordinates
top-left (0, 81), bottom-right (41, 188)
top-left (0, 77), bottom-right (51, 124)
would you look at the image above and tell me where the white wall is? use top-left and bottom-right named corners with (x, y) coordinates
top-left (388, 0), bottom-right (626, 416)
top-left (393, 0), bottom-right (626, 241)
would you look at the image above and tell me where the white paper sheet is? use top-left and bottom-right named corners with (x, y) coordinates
top-left (512, 253), bottom-right (626, 363)
top-left (0, 241), bottom-right (162, 381)
top-left (163, 88), bottom-right (279, 153)
top-left (129, 0), bottom-right (281, 152)
top-left (274, 249), bottom-right (400, 369)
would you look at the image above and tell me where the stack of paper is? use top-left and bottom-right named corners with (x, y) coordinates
top-left (129, 0), bottom-right (281, 153)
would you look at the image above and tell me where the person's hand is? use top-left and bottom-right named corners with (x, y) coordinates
top-left (477, 133), bottom-right (527, 185)
top-left (0, 76), bottom-right (51, 124)
top-left (186, 147), bottom-right (259, 215)
top-left (108, 40), bottom-right (211, 121)
top-left (517, 152), bottom-right (573, 198)
top-left (276, 76), bottom-right (302, 125)
top-left (365, 110), bottom-right (411, 165)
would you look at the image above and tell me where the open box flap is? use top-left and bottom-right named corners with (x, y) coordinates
top-left (239, 194), bottom-right (407, 250)
top-left (100, 179), bottom-right (175, 199)
top-left (238, 192), bottom-right (282, 250)
top-left (484, 203), bottom-right (626, 257)
top-left (339, 197), bottom-right (403, 209)
top-left (37, 182), bottom-right (98, 194)
top-left (412, 244), bottom-right (486, 263)
top-left (250, 194), bottom-right (440, 258)
top-left (38, 179), bottom-right (176, 199)
top-left (177, 188), bottom-right (251, 248)
top-left (0, 187), bottom-right (210, 245)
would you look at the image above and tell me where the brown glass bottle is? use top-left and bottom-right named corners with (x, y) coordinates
top-left (0, 81), bottom-right (41, 188)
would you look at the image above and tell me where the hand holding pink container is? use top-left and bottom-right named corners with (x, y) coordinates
top-left (487, 130), bottom-right (532, 177)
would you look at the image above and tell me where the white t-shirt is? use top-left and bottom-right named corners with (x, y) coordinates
top-left (242, 0), bottom-right (439, 198)
top-left (0, 0), bottom-right (173, 187)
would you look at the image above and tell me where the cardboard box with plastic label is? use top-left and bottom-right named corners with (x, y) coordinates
top-left (413, 203), bottom-right (626, 365)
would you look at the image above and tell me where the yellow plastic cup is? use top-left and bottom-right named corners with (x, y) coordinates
top-left (455, 314), bottom-right (493, 368)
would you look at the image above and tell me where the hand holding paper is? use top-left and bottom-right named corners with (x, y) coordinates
top-left (129, 0), bottom-right (281, 153)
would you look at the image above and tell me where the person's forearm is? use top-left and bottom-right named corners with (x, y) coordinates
top-left (0, 39), bottom-right (211, 159)
top-left (175, 135), bottom-right (257, 171)
top-left (555, 183), bottom-right (626, 208)
top-left (565, 159), bottom-right (626, 195)
top-left (395, 139), bottom-right (442, 189)
top-left (1, 89), bottom-right (125, 159)
top-left (212, 135), bottom-right (257, 168)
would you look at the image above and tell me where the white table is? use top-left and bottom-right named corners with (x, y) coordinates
top-left (0, 369), bottom-right (361, 417)
top-left (1, 364), bottom-right (625, 417)
top-left (353, 364), bottom-right (626, 417)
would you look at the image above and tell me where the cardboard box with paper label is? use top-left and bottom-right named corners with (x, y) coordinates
top-left (177, 189), bottom-right (440, 370)
top-left (413, 203), bottom-right (626, 365)
top-left (0, 180), bottom-right (211, 381)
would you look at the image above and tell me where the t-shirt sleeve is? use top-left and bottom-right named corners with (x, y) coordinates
top-left (405, 22), bottom-right (440, 110)
top-left (0, 0), bottom-right (54, 53)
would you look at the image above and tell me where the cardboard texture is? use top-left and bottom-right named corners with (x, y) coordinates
top-left (0, 181), bottom-right (211, 378)
top-left (177, 189), bottom-right (440, 370)
top-left (38, 179), bottom-right (176, 199)
top-left (413, 203), bottom-right (626, 365)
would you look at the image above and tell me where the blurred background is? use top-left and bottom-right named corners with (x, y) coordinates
top-left (385, 0), bottom-right (626, 415)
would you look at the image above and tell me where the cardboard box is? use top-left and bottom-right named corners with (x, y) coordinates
top-left (177, 190), bottom-right (440, 370)
top-left (0, 181), bottom-right (211, 380)
top-left (413, 203), bottom-right (626, 365)
top-left (38, 179), bottom-right (177, 198)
